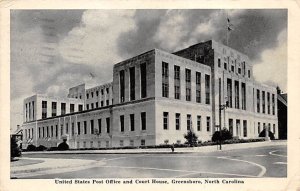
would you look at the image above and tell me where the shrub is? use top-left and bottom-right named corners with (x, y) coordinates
top-left (259, 129), bottom-right (275, 140)
top-left (184, 130), bottom-right (198, 147)
top-left (36, 145), bottom-right (47, 151)
top-left (57, 142), bottom-right (69, 150)
top-left (26, 144), bottom-right (36, 151)
top-left (212, 128), bottom-right (233, 142)
top-left (11, 136), bottom-right (21, 159)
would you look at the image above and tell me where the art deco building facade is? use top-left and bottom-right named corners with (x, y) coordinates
top-left (21, 40), bottom-right (278, 149)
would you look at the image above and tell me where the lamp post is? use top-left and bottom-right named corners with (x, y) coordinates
top-left (219, 98), bottom-right (228, 150)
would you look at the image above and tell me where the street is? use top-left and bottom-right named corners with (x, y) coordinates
top-left (13, 144), bottom-right (287, 179)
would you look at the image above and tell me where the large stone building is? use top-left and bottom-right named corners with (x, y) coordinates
top-left (21, 40), bottom-right (278, 149)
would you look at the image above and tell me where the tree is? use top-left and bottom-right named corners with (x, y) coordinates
top-left (58, 140), bottom-right (69, 150)
top-left (259, 129), bottom-right (275, 140)
top-left (11, 136), bottom-right (21, 160)
top-left (212, 128), bottom-right (233, 142)
top-left (184, 130), bottom-right (198, 147)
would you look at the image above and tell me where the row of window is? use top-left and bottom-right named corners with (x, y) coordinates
top-left (119, 112), bottom-right (146, 132)
top-left (225, 79), bottom-right (246, 110)
top-left (119, 63), bottom-right (147, 103)
top-left (37, 117), bottom-right (111, 138)
top-left (86, 87), bottom-right (110, 100)
top-left (228, 119), bottom-right (248, 137)
top-left (76, 139), bottom-right (146, 148)
top-left (257, 122), bottom-right (276, 135)
top-left (161, 62), bottom-right (211, 104)
top-left (256, 90), bottom-right (276, 115)
top-left (218, 58), bottom-right (251, 78)
top-left (86, 100), bottom-right (111, 110)
top-left (42, 101), bottom-right (83, 119)
top-left (163, 112), bottom-right (211, 132)
top-left (25, 101), bottom-right (35, 121)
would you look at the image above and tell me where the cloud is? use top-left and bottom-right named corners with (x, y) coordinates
top-left (58, 10), bottom-right (136, 66)
top-left (253, 29), bottom-right (287, 92)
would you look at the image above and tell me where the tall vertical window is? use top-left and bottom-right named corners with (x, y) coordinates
top-left (248, 70), bottom-right (251, 78)
top-left (78, 104), bottom-right (83, 111)
top-left (61, 124), bottom-right (63, 136)
top-left (25, 103), bottom-right (28, 121)
top-left (163, 112), bottom-right (169, 130)
top-left (42, 127), bottom-right (45, 138)
top-left (96, 102), bottom-right (99, 108)
top-left (187, 114), bottom-right (191, 131)
top-left (243, 120), bottom-right (247, 137)
top-left (141, 112), bottom-right (146, 130)
top-left (70, 104), bottom-right (74, 113)
top-left (227, 79), bottom-right (232, 108)
top-left (42, 101), bottom-right (47, 119)
top-left (51, 126), bottom-right (54, 137)
top-left (91, 103), bottom-right (94, 109)
top-left (234, 81), bottom-right (239, 109)
top-left (206, 116), bottom-right (211, 131)
top-left (218, 58), bottom-right (221, 67)
top-left (205, 75), bottom-right (210, 104)
top-left (130, 114), bottom-right (135, 131)
top-left (77, 122), bottom-right (81, 135)
top-left (196, 72), bottom-right (201, 103)
top-left (186, 69), bottom-right (191, 101)
top-left (273, 124), bottom-right (276, 134)
top-left (175, 113), bottom-right (180, 130)
top-left (241, 83), bottom-right (246, 110)
top-left (32, 101), bottom-right (35, 120)
top-left (197, 115), bottom-right (201, 131)
top-left (120, 115), bottom-right (124, 132)
top-left (90, 120), bottom-right (94, 134)
top-left (28, 103), bottom-right (31, 120)
top-left (262, 91), bottom-right (265, 113)
top-left (71, 123), bottom-right (74, 135)
top-left (130, 67), bottom-right (135, 101)
top-left (38, 127), bottom-right (41, 138)
top-left (174, 65), bottom-right (181, 99)
top-left (267, 92), bottom-right (270, 114)
top-left (55, 125), bottom-right (58, 137)
top-left (61, 103), bottom-right (66, 115)
top-left (106, 117), bottom-right (110, 133)
top-left (162, 62), bottom-right (169, 98)
top-left (258, 122), bottom-right (261, 134)
top-left (66, 123), bottom-right (68, 134)
top-left (272, 94), bottom-right (275, 115)
top-left (84, 121), bottom-right (87, 134)
top-left (257, 90), bottom-right (260, 113)
top-left (98, 119), bottom-right (101, 134)
top-left (229, 119), bottom-right (233, 135)
top-left (140, 63), bottom-right (147, 98)
top-left (119, 70), bottom-right (125, 102)
top-left (86, 93), bottom-right (89, 99)
top-left (51, 102), bottom-right (57, 117)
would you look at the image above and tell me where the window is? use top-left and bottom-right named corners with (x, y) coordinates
top-left (106, 100), bottom-right (109, 106)
top-left (162, 62), bottom-right (169, 77)
top-left (91, 92), bottom-right (94, 98)
top-left (224, 62), bottom-right (227, 70)
top-left (227, 79), bottom-right (232, 108)
top-left (262, 91), bottom-right (265, 113)
top-left (25, 103), bottom-right (28, 121)
top-left (101, 101), bottom-right (104, 107)
top-left (61, 103), bottom-right (66, 115)
top-left (205, 75), bottom-right (210, 104)
top-left (162, 62), bottom-right (169, 98)
top-left (197, 115), bottom-right (201, 131)
top-left (84, 121), bottom-right (87, 134)
top-left (106, 117), bottom-right (110, 133)
top-left (52, 102), bottom-right (57, 117)
top-left (234, 81), bottom-right (239, 109)
top-left (241, 83), bottom-right (246, 110)
top-left (120, 70), bottom-right (125, 102)
top-left (70, 104), bottom-right (74, 113)
top-left (98, 119), bottom-right (101, 134)
top-left (273, 124), bottom-right (276, 134)
top-left (206, 116), bottom-right (211, 131)
top-left (185, 69), bottom-right (191, 82)
top-left (96, 102), bottom-right (99, 108)
top-left (106, 141), bottom-right (109, 148)
top-left (231, 65), bottom-right (235, 72)
top-left (218, 58), bottom-right (221, 67)
top-left (196, 72), bottom-right (201, 103)
top-left (174, 65), bottom-right (180, 80)
top-left (96, 91), bottom-right (99, 97)
top-left (164, 139), bottom-right (169, 144)
top-left (77, 122), bottom-right (81, 135)
top-left (120, 115), bottom-right (124, 132)
top-left (162, 83), bottom-right (169, 98)
top-left (187, 114), bottom-right (191, 131)
top-left (186, 88), bottom-right (191, 101)
top-left (106, 88), bottom-right (109, 94)
top-left (140, 62), bottom-right (147, 98)
top-left (272, 94), bottom-right (275, 115)
top-left (248, 70), bottom-right (251, 78)
top-left (229, 119), bottom-right (233, 135)
top-left (78, 104), bottom-right (83, 111)
top-left (55, 125), bottom-right (58, 137)
top-left (130, 140), bottom-right (134, 146)
top-left (38, 127), bottom-right (41, 138)
top-left (61, 124), bottom-right (63, 136)
top-left (120, 140), bottom-right (124, 147)
top-left (90, 120), bottom-right (94, 134)
top-left (267, 92), bottom-right (270, 114)
top-left (130, 114), bottom-right (135, 131)
top-left (258, 122), bottom-right (261, 134)
top-left (141, 112), bottom-right (146, 130)
top-left (42, 101), bottom-right (47, 119)
top-left (91, 103), bottom-right (94, 109)
top-left (175, 113), bottom-right (180, 130)
top-left (163, 112), bottom-right (169, 130)
top-left (242, 62), bottom-right (246, 75)
top-left (130, 67), bottom-right (135, 101)
top-left (101, 89), bottom-right (104, 95)
top-left (174, 65), bottom-right (181, 99)
top-left (66, 123), bottom-right (68, 134)
top-left (238, 68), bottom-right (241, 74)
top-left (257, 90), bottom-right (260, 113)
top-left (141, 139), bottom-right (145, 146)
top-left (243, 120), bottom-right (247, 137)
top-left (86, 93), bottom-right (89, 99)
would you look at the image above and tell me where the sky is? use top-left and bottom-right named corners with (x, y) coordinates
top-left (10, 9), bottom-right (287, 131)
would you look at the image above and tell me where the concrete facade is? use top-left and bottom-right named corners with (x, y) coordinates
top-left (21, 40), bottom-right (278, 149)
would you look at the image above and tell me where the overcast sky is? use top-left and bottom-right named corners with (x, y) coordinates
top-left (10, 9), bottom-right (287, 130)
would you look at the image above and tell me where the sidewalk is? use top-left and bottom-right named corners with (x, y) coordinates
top-left (23, 140), bottom-right (287, 155)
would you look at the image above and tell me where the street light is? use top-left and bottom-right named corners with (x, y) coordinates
top-left (219, 98), bottom-right (229, 150)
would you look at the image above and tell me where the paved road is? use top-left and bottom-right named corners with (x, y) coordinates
top-left (20, 145), bottom-right (287, 179)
